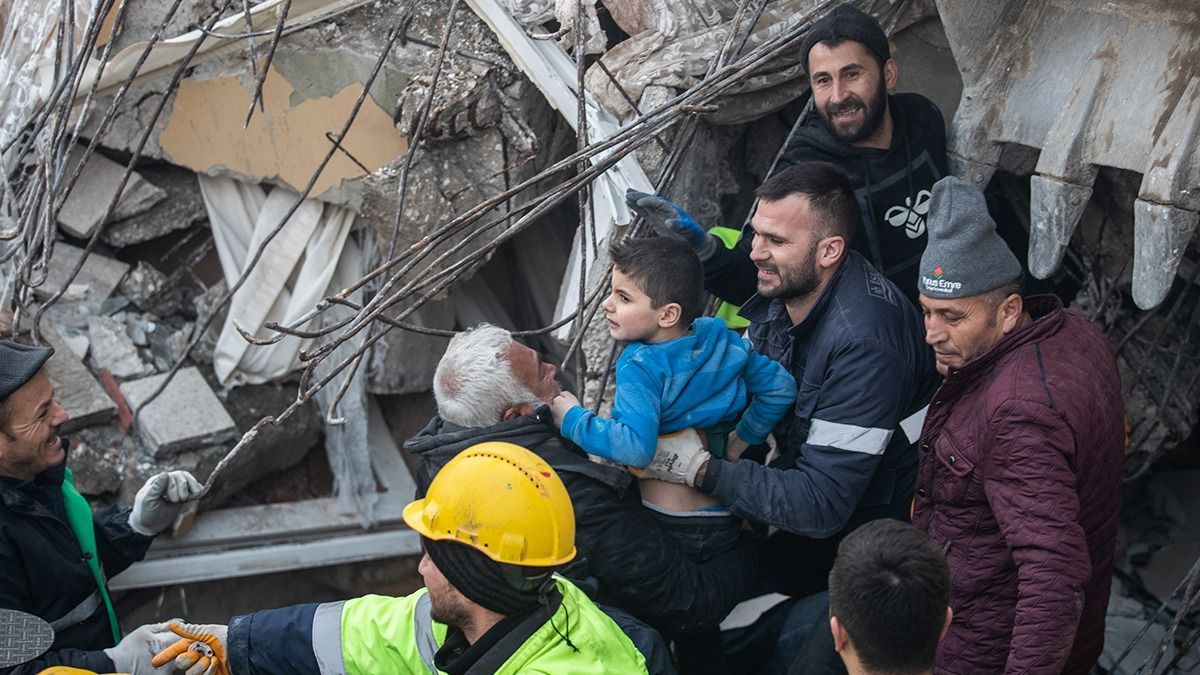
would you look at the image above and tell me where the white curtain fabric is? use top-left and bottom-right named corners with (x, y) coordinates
top-left (198, 174), bottom-right (357, 386)
top-left (313, 237), bottom-right (377, 523)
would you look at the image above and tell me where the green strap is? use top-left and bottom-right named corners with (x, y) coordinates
top-left (61, 468), bottom-right (122, 643)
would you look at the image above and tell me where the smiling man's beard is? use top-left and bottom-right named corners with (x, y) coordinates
top-left (759, 240), bottom-right (821, 301)
top-left (819, 76), bottom-right (888, 144)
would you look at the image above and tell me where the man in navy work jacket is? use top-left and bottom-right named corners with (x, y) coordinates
top-left (639, 162), bottom-right (938, 673)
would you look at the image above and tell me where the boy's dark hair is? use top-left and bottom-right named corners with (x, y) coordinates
top-left (755, 161), bottom-right (860, 244)
top-left (609, 236), bottom-right (706, 326)
top-left (828, 519), bottom-right (950, 674)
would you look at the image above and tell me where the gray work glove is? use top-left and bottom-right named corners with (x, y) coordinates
top-left (641, 429), bottom-right (710, 487)
top-left (104, 621), bottom-right (180, 675)
top-left (129, 471), bottom-right (204, 535)
top-left (625, 189), bottom-right (719, 260)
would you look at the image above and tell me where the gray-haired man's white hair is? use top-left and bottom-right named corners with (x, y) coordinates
top-left (434, 323), bottom-right (542, 428)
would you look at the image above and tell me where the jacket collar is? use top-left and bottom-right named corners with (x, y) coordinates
top-left (0, 437), bottom-right (68, 513)
top-left (404, 413), bottom-right (633, 493)
top-left (946, 295), bottom-right (1065, 381)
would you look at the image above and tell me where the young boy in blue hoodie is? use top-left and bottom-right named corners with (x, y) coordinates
top-left (550, 236), bottom-right (796, 559)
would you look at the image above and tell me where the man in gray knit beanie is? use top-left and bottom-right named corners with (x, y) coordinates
top-left (912, 175), bottom-right (1124, 674)
top-left (917, 176), bottom-right (1026, 374)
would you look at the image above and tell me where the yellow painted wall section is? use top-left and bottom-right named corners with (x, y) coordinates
top-left (159, 66), bottom-right (408, 196)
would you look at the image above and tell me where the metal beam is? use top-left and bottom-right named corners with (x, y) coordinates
top-left (110, 397), bottom-right (422, 590)
top-left (109, 528), bottom-right (421, 589)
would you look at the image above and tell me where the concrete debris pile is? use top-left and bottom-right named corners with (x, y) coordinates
top-left (0, 0), bottom-right (589, 521)
top-left (1103, 469), bottom-right (1200, 673)
top-left (23, 167), bottom-right (322, 508)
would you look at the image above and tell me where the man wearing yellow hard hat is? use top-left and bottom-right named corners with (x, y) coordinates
top-left (131, 442), bottom-right (649, 675)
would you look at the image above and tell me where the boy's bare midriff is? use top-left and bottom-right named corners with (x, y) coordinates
top-left (638, 477), bottom-right (721, 512)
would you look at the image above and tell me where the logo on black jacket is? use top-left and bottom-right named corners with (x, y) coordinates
top-left (885, 189), bottom-right (932, 239)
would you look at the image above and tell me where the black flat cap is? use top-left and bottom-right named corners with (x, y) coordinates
top-left (801, 4), bottom-right (891, 72)
top-left (0, 341), bottom-right (53, 401)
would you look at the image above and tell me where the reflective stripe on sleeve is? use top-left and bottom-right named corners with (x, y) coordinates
top-left (312, 601), bottom-right (348, 675)
top-left (899, 405), bottom-right (929, 444)
top-left (413, 594), bottom-right (440, 674)
top-left (807, 419), bottom-right (893, 455)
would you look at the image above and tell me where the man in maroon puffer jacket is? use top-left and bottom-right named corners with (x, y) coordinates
top-left (911, 176), bottom-right (1124, 674)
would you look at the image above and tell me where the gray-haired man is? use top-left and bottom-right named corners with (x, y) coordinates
top-left (404, 324), bottom-right (757, 669)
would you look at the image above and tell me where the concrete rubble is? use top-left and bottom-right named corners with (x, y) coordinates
top-left (120, 367), bottom-right (237, 458)
top-left (57, 146), bottom-right (166, 240)
top-left (1, 0), bottom-right (1193, 650)
top-left (42, 327), bottom-right (116, 433)
top-left (36, 242), bottom-right (129, 316)
top-left (88, 315), bottom-right (154, 379)
top-left (102, 165), bottom-right (207, 248)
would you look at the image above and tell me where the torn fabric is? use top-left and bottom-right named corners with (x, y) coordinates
top-left (199, 175), bottom-right (355, 386)
top-left (313, 232), bottom-right (377, 525)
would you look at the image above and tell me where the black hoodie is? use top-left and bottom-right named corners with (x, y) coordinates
top-left (403, 413), bottom-right (758, 637)
top-left (705, 92), bottom-right (947, 307)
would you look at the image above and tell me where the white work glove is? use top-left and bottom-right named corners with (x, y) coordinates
top-left (642, 429), bottom-right (709, 487)
top-left (129, 471), bottom-right (204, 535)
top-left (152, 622), bottom-right (230, 675)
top-left (104, 621), bottom-right (181, 674)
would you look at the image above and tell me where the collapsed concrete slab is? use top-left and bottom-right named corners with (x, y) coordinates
top-left (120, 366), bottom-right (237, 457)
top-left (43, 327), bottom-right (116, 433)
top-left (103, 165), bottom-right (207, 247)
top-left (57, 146), bottom-right (166, 239)
top-left (36, 242), bottom-right (130, 314)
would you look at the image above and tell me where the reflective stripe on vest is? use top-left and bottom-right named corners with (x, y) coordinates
top-left (311, 601), bottom-right (347, 675)
top-left (48, 590), bottom-right (102, 633)
top-left (413, 594), bottom-right (440, 674)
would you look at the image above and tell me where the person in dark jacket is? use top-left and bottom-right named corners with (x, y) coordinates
top-left (404, 324), bottom-right (758, 671)
top-left (641, 162), bottom-right (938, 674)
top-left (0, 341), bottom-right (202, 675)
top-left (627, 4), bottom-right (947, 308)
top-left (911, 177), bottom-right (1123, 674)
top-left (823, 519), bottom-right (952, 675)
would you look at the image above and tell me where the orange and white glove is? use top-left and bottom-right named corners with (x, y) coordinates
top-left (150, 622), bottom-right (229, 675)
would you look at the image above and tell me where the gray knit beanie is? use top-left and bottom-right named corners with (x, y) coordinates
top-left (918, 176), bottom-right (1021, 298)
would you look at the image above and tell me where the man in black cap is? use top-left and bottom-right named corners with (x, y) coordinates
top-left (629, 3), bottom-right (948, 308)
top-left (0, 340), bottom-right (203, 674)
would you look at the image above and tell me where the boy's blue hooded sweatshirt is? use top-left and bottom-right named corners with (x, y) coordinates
top-left (561, 317), bottom-right (797, 467)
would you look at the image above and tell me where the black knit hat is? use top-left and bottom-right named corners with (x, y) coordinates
top-left (423, 537), bottom-right (552, 615)
top-left (0, 341), bottom-right (53, 402)
top-left (800, 4), bottom-right (890, 72)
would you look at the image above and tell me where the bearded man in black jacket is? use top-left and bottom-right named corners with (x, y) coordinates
top-left (770, 4), bottom-right (947, 302)
top-left (404, 324), bottom-right (759, 674)
top-left (630, 4), bottom-right (949, 307)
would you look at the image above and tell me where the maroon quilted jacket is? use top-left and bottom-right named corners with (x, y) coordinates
top-left (912, 296), bottom-right (1123, 674)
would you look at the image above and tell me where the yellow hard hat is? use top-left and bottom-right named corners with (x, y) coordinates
top-left (403, 442), bottom-right (576, 567)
